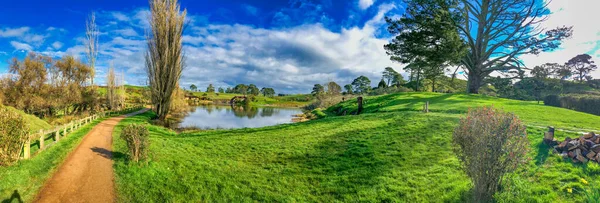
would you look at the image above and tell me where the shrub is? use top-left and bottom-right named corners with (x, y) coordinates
top-left (544, 94), bottom-right (600, 116)
top-left (543, 95), bottom-right (561, 107)
top-left (311, 108), bottom-right (327, 119)
top-left (121, 124), bottom-right (150, 162)
top-left (452, 106), bottom-right (529, 203)
top-left (0, 106), bottom-right (29, 166)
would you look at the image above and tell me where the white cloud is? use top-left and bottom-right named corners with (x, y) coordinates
top-left (521, 0), bottom-right (600, 78)
top-left (358, 0), bottom-right (375, 10)
top-left (10, 41), bottom-right (33, 52)
top-left (111, 12), bottom-right (130, 21)
top-left (52, 41), bottom-right (64, 49)
top-left (114, 28), bottom-right (139, 37)
top-left (0, 27), bottom-right (30, 37)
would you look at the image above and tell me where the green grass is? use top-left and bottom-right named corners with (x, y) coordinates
top-left (112, 92), bottom-right (600, 202)
top-left (0, 118), bottom-right (107, 202)
top-left (4, 106), bottom-right (52, 133)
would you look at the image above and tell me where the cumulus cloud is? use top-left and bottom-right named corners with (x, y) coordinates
top-left (10, 41), bottom-right (33, 52)
top-left (0, 3), bottom-right (403, 92)
top-left (521, 0), bottom-right (600, 78)
top-left (358, 0), bottom-right (375, 10)
top-left (174, 4), bottom-right (399, 93)
top-left (52, 41), bottom-right (64, 49)
top-left (0, 27), bottom-right (30, 37)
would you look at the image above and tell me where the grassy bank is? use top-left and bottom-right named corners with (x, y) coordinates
top-left (0, 118), bottom-right (106, 202)
top-left (113, 92), bottom-right (600, 202)
top-left (5, 106), bottom-right (52, 133)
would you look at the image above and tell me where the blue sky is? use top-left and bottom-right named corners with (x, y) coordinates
top-left (0, 0), bottom-right (598, 93)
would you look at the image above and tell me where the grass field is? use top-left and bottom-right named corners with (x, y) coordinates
top-left (113, 92), bottom-right (600, 202)
top-left (0, 118), bottom-right (106, 202)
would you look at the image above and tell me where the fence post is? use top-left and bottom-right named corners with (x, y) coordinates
top-left (423, 101), bottom-right (429, 113)
top-left (24, 134), bottom-right (31, 159)
top-left (70, 121), bottom-right (74, 132)
top-left (39, 129), bottom-right (45, 151)
top-left (357, 97), bottom-right (363, 115)
top-left (55, 128), bottom-right (60, 142)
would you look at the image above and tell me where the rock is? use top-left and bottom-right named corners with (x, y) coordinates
top-left (584, 132), bottom-right (595, 139)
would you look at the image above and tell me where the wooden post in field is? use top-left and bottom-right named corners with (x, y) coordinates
top-left (39, 130), bottom-right (45, 151)
top-left (70, 121), bottom-right (74, 132)
top-left (423, 101), bottom-right (429, 113)
top-left (543, 126), bottom-right (556, 145)
top-left (24, 134), bottom-right (31, 159)
top-left (357, 97), bottom-right (363, 115)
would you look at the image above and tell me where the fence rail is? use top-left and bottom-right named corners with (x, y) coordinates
top-left (22, 105), bottom-right (144, 159)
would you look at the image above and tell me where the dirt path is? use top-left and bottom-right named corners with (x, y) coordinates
top-left (34, 109), bottom-right (149, 203)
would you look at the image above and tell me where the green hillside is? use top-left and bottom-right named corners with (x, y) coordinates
top-left (113, 93), bottom-right (600, 202)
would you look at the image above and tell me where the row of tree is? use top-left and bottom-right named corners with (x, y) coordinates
top-left (488, 54), bottom-right (598, 103)
top-left (531, 54), bottom-right (597, 82)
top-left (0, 53), bottom-right (99, 117)
top-left (189, 83), bottom-right (277, 97)
top-left (310, 67), bottom-right (410, 96)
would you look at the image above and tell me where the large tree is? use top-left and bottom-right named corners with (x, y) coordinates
top-left (85, 12), bottom-right (99, 85)
top-left (107, 63), bottom-right (118, 110)
top-left (189, 84), bottom-right (197, 92)
top-left (326, 81), bottom-right (342, 95)
top-left (248, 84), bottom-right (260, 96)
top-left (566, 54), bottom-right (597, 83)
top-left (145, 0), bottom-right (187, 121)
top-left (344, 84), bottom-right (353, 95)
top-left (382, 67), bottom-right (399, 86)
top-left (206, 84), bottom-right (215, 93)
top-left (311, 84), bottom-right (325, 96)
top-left (352, 76), bottom-right (371, 94)
top-left (385, 0), bottom-right (466, 92)
top-left (386, 0), bottom-right (573, 94)
top-left (454, 0), bottom-right (572, 93)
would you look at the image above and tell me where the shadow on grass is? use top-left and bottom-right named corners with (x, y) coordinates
top-left (1, 190), bottom-right (23, 203)
top-left (535, 142), bottom-right (550, 166)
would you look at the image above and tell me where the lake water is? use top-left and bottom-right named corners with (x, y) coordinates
top-left (178, 105), bottom-right (303, 129)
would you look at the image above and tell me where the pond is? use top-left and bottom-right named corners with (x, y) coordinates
top-left (178, 105), bottom-right (303, 129)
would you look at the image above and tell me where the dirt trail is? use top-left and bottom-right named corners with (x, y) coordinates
top-left (34, 109), bottom-right (149, 203)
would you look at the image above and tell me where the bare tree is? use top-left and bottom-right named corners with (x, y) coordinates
top-left (85, 12), bottom-right (99, 85)
top-left (119, 71), bottom-right (126, 109)
top-left (456, 0), bottom-right (572, 93)
top-left (107, 63), bottom-right (117, 110)
top-left (145, 0), bottom-right (186, 121)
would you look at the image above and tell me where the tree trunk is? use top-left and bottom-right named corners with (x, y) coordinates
top-left (416, 71), bottom-right (421, 92)
top-left (432, 78), bottom-right (436, 92)
top-left (467, 71), bottom-right (482, 94)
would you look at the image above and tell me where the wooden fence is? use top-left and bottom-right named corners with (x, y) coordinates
top-left (22, 105), bottom-right (144, 160)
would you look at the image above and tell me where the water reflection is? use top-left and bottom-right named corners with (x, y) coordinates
top-left (179, 105), bottom-right (302, 129)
